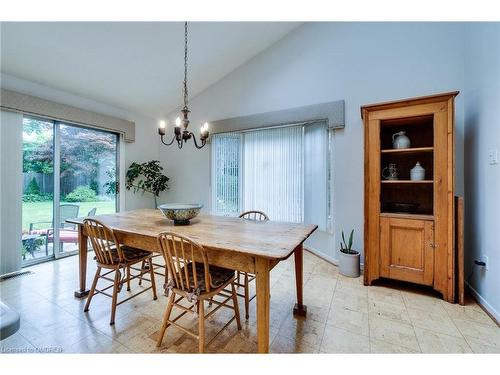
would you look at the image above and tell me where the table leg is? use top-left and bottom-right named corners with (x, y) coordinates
top-left (293, 244), bottom-right (307, 316)
top-left (255, 257), bottom-right (270, 353)
top-left (74, 225), bottom-right (89, 298)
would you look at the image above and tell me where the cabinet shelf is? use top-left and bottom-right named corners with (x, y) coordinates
top-left (381, 180), bottom-right (433, 184)
top-left (381, 147), bottom-right (434, 154)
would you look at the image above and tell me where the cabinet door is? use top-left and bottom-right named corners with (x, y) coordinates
top-left (380, 217), bottom-right (434, 286)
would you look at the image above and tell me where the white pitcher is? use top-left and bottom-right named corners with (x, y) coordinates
top-left (392, 131), bottom-right (411, 149)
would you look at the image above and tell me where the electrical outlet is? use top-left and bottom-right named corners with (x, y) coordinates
top-left (482, 255), bottom-right (489, 271)
top-left (488, 149), bottom-right (498, 165)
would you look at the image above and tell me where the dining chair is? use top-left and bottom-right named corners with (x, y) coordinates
top-left (83, 218), bottom-right (157, 325)
top-left (156, 232), bottom-right (241, 353)
top-left (237, 210), bottom-right (269, 319)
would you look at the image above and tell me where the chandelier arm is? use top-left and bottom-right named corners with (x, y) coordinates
top-left (160, 134), bottom-right (177, 146)
top-left (189, 132), bottom-right (207, 149)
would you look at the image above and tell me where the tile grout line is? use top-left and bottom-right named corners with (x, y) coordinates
top-left (318, 270), bottom-right (340, 352)
top-left (401, 292), bottom-right (423, 353)
top-left (440, 301), bottom-right (479, 353)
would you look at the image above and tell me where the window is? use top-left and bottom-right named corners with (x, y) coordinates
top-left (211, 133), bottom-right (241, 216)
top-left (211, 122), bottom-right (330, 231)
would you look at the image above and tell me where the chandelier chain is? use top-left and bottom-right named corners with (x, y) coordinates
top-left (183, 21), bottom-right (188, 109)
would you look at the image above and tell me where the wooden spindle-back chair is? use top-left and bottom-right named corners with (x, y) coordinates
top-left (83, 218), bottom-right (157, 325)
top-left (156, 232), bottom-right (241, 353)
top-left (237, 210), bottom-right (269, 319)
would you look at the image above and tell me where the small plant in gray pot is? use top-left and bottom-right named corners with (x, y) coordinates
top-left (339, 229), bottom-right (360, 278)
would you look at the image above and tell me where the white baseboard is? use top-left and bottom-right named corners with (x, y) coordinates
top-left (304, 246), bottom-right (364, 271)
top-left (465, 281), bottom-right (500, 324)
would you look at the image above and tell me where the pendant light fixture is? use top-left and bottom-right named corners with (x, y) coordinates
top-left (158, 22), bottom-right (209, 149)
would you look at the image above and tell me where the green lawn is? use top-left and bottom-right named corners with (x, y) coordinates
top-left (22, 201), bottom-right (116, 232)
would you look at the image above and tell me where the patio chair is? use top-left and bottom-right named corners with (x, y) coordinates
top-left (29, 204), bottom-right (80, 255)
top-left (46, 207), bottom-right (99, 253)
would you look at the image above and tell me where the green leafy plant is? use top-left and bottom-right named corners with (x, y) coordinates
top-left (25, 177), bottom-right (41, 195)
top-left (125, 160), bottom-right (169, 206)
top-left (65, 185), bottom-right (98, 202)
top-left (21, 244), bottom-right (29, 260)
top-left (23, 192), bottom-right (53, 202)
top-left (103, 167), bottom-right (117, 195)
top-left (340, 229), bottom-right (357, 254)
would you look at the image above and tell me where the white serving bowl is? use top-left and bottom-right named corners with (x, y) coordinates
top-left (158, 203), bottom-right (203, 225)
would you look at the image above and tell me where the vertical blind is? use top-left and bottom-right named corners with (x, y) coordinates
top-left (211, 122), bottom-right (329, 230)
top-left (244, 126), bottom-right (303, 222)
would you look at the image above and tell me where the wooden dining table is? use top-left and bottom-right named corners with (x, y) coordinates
top-left (67, 209), bottom-right (317, 353)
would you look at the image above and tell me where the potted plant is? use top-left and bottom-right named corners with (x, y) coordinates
top-left (339, 229), bottom-right (360, 277)
top-left (125, 160), bottom-right (170, 208)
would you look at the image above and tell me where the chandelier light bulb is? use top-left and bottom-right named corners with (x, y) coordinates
top-left (159, 120), bottom-right (166, 129)
top-left (175, 117), bottom-right (181, 127)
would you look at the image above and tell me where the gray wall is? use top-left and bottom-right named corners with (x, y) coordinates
top-left (464, 23), bottom-right (500, 320)
top-left (160, 22), bottom-right (466, 264)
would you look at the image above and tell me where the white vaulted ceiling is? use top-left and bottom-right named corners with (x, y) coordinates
top-left (0, 22), bottom-right (300, 117)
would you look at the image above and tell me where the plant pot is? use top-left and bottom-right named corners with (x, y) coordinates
top-left (339, 250), bottom-right (360, 278)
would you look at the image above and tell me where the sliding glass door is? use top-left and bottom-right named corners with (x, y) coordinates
top-left (21, 117), bottom-right (119, 265)
top-left (22, 117), bottom-right (55, 263)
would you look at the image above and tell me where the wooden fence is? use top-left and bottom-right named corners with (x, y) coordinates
top-left (23, 172), bottom-right (93, 196)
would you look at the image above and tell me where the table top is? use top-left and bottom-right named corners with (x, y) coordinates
top-left (67, 209), bottom-right (317, 260)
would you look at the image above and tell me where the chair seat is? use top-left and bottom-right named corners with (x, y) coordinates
top-left (30, 229), bottom-right (49, 235)
top-left (47, 229), bottom-right (78, 243)
top-left (180, 262), bottom-right (235, 293)
top-left (94, 246), bottom-right (152, 265)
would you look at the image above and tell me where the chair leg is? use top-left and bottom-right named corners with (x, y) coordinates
top-left (156, 293), bottom-right (174, 347)
top-left (148, 257), bottom-right (158, 300)
top-left (198, 300), bottom-right (205, 353)
top-left (126, 266), bottom-right (131, 291)
top-left (231, 282), bottom-right (242, 330)
top-left (110, 268), bottom-right (121, 325)
top-left (139, 260), bottom-right (146, 286)
top-left (244, 272), bottom-right (250, 319)
top-left (84, 266), bottom-right (101, 312)
top-left (236, 270), bottom-right (241, 285)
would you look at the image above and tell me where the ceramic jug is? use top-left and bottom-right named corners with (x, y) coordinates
top-left (410, 162), bottom-right (425, 180)
top-left (392, 131), bottom-right (411, 149)
top-left (382, 163), bottom-right (398, 180)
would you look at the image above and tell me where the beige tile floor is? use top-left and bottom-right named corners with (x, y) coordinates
top-left (1, 251), bottom-right (499, 353)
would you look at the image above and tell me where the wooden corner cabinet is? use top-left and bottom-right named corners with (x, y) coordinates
top-left (361, 92), bottom-right (459, 302)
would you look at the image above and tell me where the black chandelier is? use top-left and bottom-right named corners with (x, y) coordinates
top-left (158, 22), bottom-right (209, 149)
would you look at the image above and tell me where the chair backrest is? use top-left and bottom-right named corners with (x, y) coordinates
top-left (239, 210), bottom-right (269, 221)
top-left (83, 218), bottom-right (123, 266)
top-left (60, 204), bottom-right (80, 227)
top-left (87, 207), bottom-right (97, 217)
top-left (157, 232), bottom-right (211, 294)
